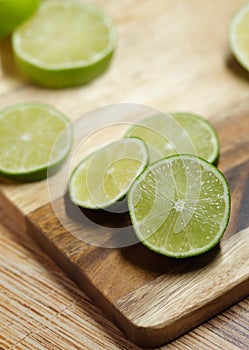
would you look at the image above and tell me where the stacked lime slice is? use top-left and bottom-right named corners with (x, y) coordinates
top-left (69, 138), bottom-right (148, 209)
top-left (125, 112), bottom-right (219, 164)
top-left (0, 102), bottom-right (72, 182)
top-left (128, 155), bottom-right (230, 258)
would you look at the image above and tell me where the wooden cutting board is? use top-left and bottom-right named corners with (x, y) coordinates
top-left (0, 0), bottom-right (249, 347)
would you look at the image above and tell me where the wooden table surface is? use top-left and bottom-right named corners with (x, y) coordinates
top-left (0, 0), bottom-right (249, 348)
top-left (0, 211), bottom-right (248, 350)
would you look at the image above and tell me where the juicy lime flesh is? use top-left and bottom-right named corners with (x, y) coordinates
top-left (70, 139), bottom-right (148, 209)
top-left (125, 113), bottom-right (219, 164)
top-left (0, 104), bottom-right (71, 176)
top-left (14, 2), bottom-right (114, 67)
top-left (231, 5), bottom-right (249, 67)
top-left (128, 155), bottom-right (230, 258)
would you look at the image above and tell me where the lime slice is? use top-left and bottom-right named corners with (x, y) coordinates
top-left (125, 112), bottom-right (219, 164)
top-left (128, 155), bottom-right (230, 258)
top-left (229, 2), bottom-right (249, 72)
top-left (12, 0), bottom-right (116, 88)
top-left (0, 102), bottom-right (72, 182)
top-left (69, 139), bottom-right (148, 209)
top-left (0, 0), bottom-right (40, 40)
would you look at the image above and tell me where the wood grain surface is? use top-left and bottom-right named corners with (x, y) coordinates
top-left (0, 0), bottom-right (249, 348)
top-left (0, 211), bottom-right (249, 350)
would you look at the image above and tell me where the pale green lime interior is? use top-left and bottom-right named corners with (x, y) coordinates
top-left (125, 113), bottom-right (218, 164)
top-left (0, 105), bottom-right (70, 173)
top-left (15, 3), bottom-right (113, 66)
top-left (70, 139), bottom-right (148, 208)
top-left (233, 8), bottom-right (249, 64)
top-left (129, 156), bottom-right (229, 257)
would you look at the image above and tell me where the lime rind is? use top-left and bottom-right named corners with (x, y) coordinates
top-left (12, 50), bottom-right (115, 88)
top-left (124, 112), bottom-right (219, 165)
top-left (0, 102), bottom-right (73, 182)
top-left (69, 138), bottom-right (149, 209)
top-left (128, 154), bottom-right (231, 258)
top-left (229, 2), bottom-right (249, 72)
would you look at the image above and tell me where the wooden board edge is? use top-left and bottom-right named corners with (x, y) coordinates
top-left (113, 280), bottom-right (249, 347)
top-left (113, 229), bottom-right (249, 347)
top-left (0, 190), bottom-right (27, 233)
top-left (25, 214), bottom-right (120, 325)
top-left (26, 208), bottom-right (249, 348)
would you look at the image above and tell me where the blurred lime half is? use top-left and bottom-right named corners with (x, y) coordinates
top-left (12, 0), bottom-right (117, 88)
top-left (0, 0), bottom-right (40, 40)
top-left (229, 2), bottom-right (249, 72)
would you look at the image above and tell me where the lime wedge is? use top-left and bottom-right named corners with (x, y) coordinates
top-left (69, 139), bottom-right (148, 209)
top-left (0, 0), bottom-right (40, 40)
top-left (125, 112), bottom-right (219, 164)
top-left (12, 0), bottom-right (116, 88)
top-left (0, 102), bottom-right (72, 182)
top-left (128, 155), bottom-right (230, 258)
top-left (229, 2), bottom-right (249, 72)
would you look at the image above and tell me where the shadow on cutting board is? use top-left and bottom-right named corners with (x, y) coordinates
top-left (64, 190), bottom-right (221, 276)
top-left (225, 51), bottom-right (249, 82)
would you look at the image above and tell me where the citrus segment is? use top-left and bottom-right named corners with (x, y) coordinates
top-left (128, 155), bottom-right (230, 258)
top-left (12, 0), bottom-right (116, 88)
top-left (0, 102), bottom-right (72, 182)
top-left (69, 139), bottom-right (148, 209)
top-left (125, 113), bottom-right (219, 164)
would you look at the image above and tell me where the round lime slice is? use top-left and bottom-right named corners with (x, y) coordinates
top-left (12, 0), bottom-right (117, 88)
top-left (69, 138), bottom-right (148, 209)
top-left (229, 2), bottom-right (249, 72)
top-left (128, 155), bottom-right (230, 258)
top-left (0, 0), bottom-right (41, 40)
top-left (125, 112), bottom-right (219, 164)
top-left (0, 102), bottom-right (72, 182)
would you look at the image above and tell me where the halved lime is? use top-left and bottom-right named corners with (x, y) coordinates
top-left (12, 0), bottom-right (116, 88)
top-left (0, 102), bottom-right (72, 182)
top-left (229, 2), bottom-right (249, 72)
top-left (125, 112), bottom-right (219, 164)
top-left (0, 0), bottom-right (41, 40)
top-left (69, 138), bottom-right (148, 209)
top-left (128, 155), bottom-right (230, 258)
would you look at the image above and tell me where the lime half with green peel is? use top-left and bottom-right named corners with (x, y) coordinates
top-left (0, 0), bottom-right (41, 40)
top-left (229, 2), bottom-right (249, 72)
top-left (128, 155), bottom-right (230, 258)
top-left (12, 0), bottom-right (117, 88)
top-left (125, 112), bottom-right (219, 164)
top-left (69, 138), bottom-right (148, 209)
top-left (0, 102), bottom-right (72, 182)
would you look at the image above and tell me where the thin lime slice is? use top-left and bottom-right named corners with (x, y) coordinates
top-left (12, 0), bottom-right (116, 88)
top-left (0, 102), bottom-right (72, 182)
top-left (128, 155), bottom-right (230, 258)
top-left (0, 0), bottom-right (41, 40)
top-left (69, 138), bottom-right (148, 209)
top-left (229, 2), bottom-right (249, 72)
top-left (125, 112), bottom-right (219, 164)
